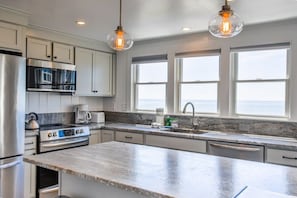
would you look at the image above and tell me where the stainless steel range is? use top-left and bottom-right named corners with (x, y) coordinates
top-left (37, 124), bottom-right (90, 198)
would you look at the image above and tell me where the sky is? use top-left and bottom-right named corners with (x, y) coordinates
top-left (135, 48), bottom-right (287, 102)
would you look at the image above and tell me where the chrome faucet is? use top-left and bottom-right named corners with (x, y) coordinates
top-left (182, 102), bottom-right (199, 129)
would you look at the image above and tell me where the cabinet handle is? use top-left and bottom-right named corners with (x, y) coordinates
top-left (47, 55), bottom-right (51, 58)
top-left (124, 136), bottom-right (133, 139)
top-left (282, 156), bottom-right (297, 160)
top-left (209, 143), bottom-right (261, 152)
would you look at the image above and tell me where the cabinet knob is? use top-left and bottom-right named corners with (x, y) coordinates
top-left (47, 55), bottom-right (51, 58)
top-left (93, 90), bottom-right (98, 93)
top-left (54, 56), bottom-right (57, 59)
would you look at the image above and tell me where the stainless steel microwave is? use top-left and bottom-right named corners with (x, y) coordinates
top-left (26, 59), bottom-right (76, 93)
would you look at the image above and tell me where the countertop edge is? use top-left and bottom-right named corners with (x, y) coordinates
top-left (23, 156), bottom-right (175, 198)
top-left (101, 123), bottom-right (297, 151)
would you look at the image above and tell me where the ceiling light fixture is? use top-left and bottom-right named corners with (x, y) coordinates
top-left (208, 0), bottom-right (243, 38)
top-left (106, 0), bottom-right (133, 51)
top-left (76, 20), bottom-right (86, 25)
top-left (182, 27), bottom-right (191, 31)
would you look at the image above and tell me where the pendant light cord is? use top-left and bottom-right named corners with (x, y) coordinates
top-left (119, 0), bottom-right (122, 27)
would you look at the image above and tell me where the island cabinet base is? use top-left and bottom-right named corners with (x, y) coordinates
top-left (59, 172), bottom-right (151, 198)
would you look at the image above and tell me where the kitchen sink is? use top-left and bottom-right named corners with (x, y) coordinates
top-left (160, 127), bottom-right (207, 134)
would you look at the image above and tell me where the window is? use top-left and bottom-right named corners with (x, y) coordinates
top-left (132, 55), bottom-right (168, 111)
top-left (176, 52), bottom-right (220, 114)
top-left (232, 45), bottom-right (289, 117)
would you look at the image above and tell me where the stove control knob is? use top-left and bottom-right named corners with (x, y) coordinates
top-left (48, 133), bottom-right (52, 137)
top-left (75, 129), bottom-right (79, 134)
top-left (80, 129), bottom-right (84, 134)
top-left (53, 132), bottom-right (57, 137)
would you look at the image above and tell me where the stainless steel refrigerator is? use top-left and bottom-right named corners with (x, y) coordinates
top-left (0, 52), bottom-right (26, 198)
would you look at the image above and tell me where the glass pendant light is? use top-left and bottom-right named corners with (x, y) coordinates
top-left (106, 0), bottom-right (133, 51)
top-left (208, 0), bottom-right (243, 38)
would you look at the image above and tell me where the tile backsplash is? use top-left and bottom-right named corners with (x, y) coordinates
top-left (105, 111), bottom-right (297, 138)
top-left (26, 92), bottom-right (103, 113)
top-left (25, 112), bottom-right (74, 125)
top-left (32, 111), bottom-right (297, 138)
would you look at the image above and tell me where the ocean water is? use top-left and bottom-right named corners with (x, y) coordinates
top-left (137, 99), bottom-right (285, 116)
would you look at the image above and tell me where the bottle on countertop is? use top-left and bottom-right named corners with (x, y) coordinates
top-left (156, 108), bottom-right (164, 126)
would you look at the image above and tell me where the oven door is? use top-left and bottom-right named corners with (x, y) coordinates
top-left (37, 167), bottom-right (58, 198)
top-left (37, 136), bottom-right (89, 198)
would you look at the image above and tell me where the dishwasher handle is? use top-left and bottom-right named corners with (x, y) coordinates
top-left (209, 143), bottom-right (261, 152)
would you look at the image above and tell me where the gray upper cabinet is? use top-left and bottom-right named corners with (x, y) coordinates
top-left (75, 47), bottom-right (114, 96)
top-left (27, 37), bottom-right (74, 64)
top-left (0, 22), bottom-right (22, 50)
top-left (52, 42), bottom-right (74, 64)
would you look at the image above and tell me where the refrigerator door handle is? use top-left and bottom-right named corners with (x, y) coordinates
top-left (0, 159), bottom-right (21, 169)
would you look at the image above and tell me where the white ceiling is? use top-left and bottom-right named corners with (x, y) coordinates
top-left (0, 0), bottom-right (297, 41)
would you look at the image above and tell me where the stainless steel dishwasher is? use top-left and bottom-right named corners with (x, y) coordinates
top-left (207, 141), bottom-right (264, 162)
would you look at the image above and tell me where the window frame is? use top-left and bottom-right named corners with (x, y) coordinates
top-left (132, 60), bottom-right (168, 112)
top-left (176, 52), bottom-right (221, 115)
top-left (231, 45), bottom-right (290, 118)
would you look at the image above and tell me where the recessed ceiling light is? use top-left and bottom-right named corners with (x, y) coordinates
top-left (182, 27), bottom-right (191, 31)
top-left (76, 20), bottom-right (86, 25)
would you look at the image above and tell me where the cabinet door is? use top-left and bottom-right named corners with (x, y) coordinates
top-left (24, 162), bottom-right (36, 198)
top-left (101, 130), bottom-right (114, 143)
top-left (53, 43), bottom-right (74, 64)
top-left (266, 148), bottom-right (297, 167)
top-left (24, 136), bottom-right (37, 198)
top-left (75, 47), bottom-right (93, 95)
top-left (0, 22), bottom-right (22, 50)
top-left (93, 52), bottom-right (114, 96)
top-left (27, 37), bottom-right (52, 61)
top-left (89, 130), bottom-right (101, 145)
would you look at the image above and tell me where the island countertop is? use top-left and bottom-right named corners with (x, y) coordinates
top-left (24, 142), bottom-right (297, 198)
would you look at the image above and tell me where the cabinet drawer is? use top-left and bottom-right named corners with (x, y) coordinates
top-left (146, 135), bottom-right (206, 153)
top-left (266, 148), bottom-right (297, 167)
top-left (25, 137), bottom-right (37, 151)
top-left (115, 132), bottom-right (144, 144)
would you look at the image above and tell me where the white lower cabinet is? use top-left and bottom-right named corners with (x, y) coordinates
top-left (89, 130), bottom-right (102, 145)
top-left (145, 135), bottom-right (207, 153)
top-left (115, 131), bottom-right (144, 144)
top-left (101, 130), bottom-right (115, 143)
top-left (24, 136), bottom-right (37, 198)
top-left (266, 148), bottom-right (297, 167)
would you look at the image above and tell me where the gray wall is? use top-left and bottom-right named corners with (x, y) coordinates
top-left (104, 18), bottom-right (297, 122)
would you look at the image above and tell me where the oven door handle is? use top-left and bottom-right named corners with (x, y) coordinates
top-left (39, 186), bottom-right (59, 194)
top-left (42, 137), bottom-right (89, 148)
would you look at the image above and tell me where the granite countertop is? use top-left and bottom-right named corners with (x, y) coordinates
top-left (102, 123), bottom-right (297, 150)
top-left (24, 142), bottom-right (297, 198)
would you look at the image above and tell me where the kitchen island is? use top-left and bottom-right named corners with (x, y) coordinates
top-left (24, 142), bottom-right (297, 198)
